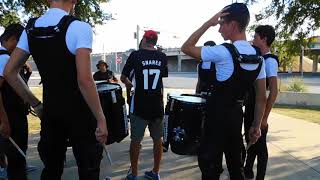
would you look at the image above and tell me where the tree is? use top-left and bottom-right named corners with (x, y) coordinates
top-left (271, 33), bottom-right (308, 72)
top-left (272, 40), bottom-right (296, 72)
top-left (0, 0), bottom-right (111, 27)
top-left (247, 0), bottom-right (319, 72)
top-left (246, 0), bottom-right (320, 38)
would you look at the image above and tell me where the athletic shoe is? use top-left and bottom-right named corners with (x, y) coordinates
top-left (144, 170), bottom-right (160, 180)
top-left (26, 165), bottom-right (37, 173)
top-left (0, 167), bottom-right (7, 180)
top-left (125, 173), bottom-right (137, 180)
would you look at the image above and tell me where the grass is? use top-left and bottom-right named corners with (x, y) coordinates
top-left (273, 104), bottom-right (320, 125)
top-left (28, 87), bottom-right (42, 133)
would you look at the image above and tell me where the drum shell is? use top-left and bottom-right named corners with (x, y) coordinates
top-left (165, 94), bottom-right (206, 155)
top-left (97, 82), bottom-right (129, 145)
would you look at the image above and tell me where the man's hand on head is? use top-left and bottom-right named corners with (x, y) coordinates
top-left (204, 7), bottom-right (230, 28)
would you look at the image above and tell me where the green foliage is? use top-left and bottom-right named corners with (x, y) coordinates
top-left (0, 2), bottom-right (21, 26)
top-left (246, 0), bottom-right (316, 71)
top-left (272, 40), bottom-right (294, 71)
top-left (271, 36), bottom-right (308, 71)
top-left (246, 0), bottom-right (320, 39)
top-left (0, 12), bottom-right (21, 27)
top-left (0, 0), bottom-right (110, 27)
top-left (284, 78), bottom-right (307, 92)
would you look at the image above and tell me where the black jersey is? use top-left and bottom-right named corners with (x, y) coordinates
top-left (122, 49), bottom-right (168, 120)
top-left (93, 70), bottom-right (115, 81)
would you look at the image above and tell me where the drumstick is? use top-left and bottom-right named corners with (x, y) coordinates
top-left (103, 144), bottom-right (112, 165)
top-left (243, 141), bottom-right (253, 166)
top-left (9, 137), bottom-right (26, 158)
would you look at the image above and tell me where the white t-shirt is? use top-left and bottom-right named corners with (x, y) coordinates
top-left (201, 61), bottom-right (212, 70)
top-left (17, 8), bottom-right (93, 55)
top-left (0, 47), bottom-right (9, 77)
top-left (201, 40), bottom-right (266, 81)
top-left (264, 52), bottom-right (278, 78)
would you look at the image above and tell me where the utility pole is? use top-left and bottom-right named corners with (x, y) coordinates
top-left (300, 45), bottom-right (304, 78)
top-left (136, 25), bottom-right (140, 50)
top-left (102, 43), bottom-right (106, 62)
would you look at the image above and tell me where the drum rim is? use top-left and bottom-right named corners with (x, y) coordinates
top-left (96, 82), bottom-right (122, 92)
top-left (170, 95), bottom-right (206, 104)
top-left (96, 81), bottom-right (121, 87)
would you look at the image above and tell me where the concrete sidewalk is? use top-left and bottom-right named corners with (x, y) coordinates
top-left (25, 89), bottom-right (320, 179)
top-left (25, 112), bottom-right (320, 180)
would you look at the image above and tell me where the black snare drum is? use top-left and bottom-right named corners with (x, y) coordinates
top-left (96, 82), bottom-right (129, 145)
top-left (163, 93), bottom-right (181, 151)
top-left (164, 94), bottom-right (206, 155)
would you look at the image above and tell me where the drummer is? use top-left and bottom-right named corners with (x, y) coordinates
top-left (121, 30), bottom-right (168, 180)
top-left (4, 0), bottom-right (108, 179)
top-left (93, 60), bottom-right (119, 83)
top-left (182, 3), bottom-right (266, 179)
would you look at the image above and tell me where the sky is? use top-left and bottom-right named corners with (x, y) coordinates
top-left (92, 0), bottom-right (270, 53)
top-left (1, 0), bottom-right (319, 53)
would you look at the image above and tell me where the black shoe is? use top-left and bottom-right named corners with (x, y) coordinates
top-left (244, 168), bottom-right (254, 179)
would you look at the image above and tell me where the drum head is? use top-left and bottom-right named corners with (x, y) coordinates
top-left (177, 95), bottom-right (206, 104)
top-left (97, 83), bottom-right (120, 92)
top-left (95, 80), bottom-right (108, 84)
top-left (167, 92), bottom-right (182, 99)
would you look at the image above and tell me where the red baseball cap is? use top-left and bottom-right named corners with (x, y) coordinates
top-left (143, 30), bottom-right (158, 41)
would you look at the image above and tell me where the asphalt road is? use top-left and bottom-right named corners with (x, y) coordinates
top-left (28, 72), bottom-right (320, 94)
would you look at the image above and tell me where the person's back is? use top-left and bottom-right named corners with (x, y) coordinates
top-left (24, 11), bottom-right (90, 114)
top-left (24, 12), bottom-right (100, 149)
top-left (121, 30), bottom-right (168, 180)
top-left (5, 1), bottom-right (108, 179)
top-left (126, 49), bottom-right (167, 119)
top-left (202, 41), bottom-right (264, 106)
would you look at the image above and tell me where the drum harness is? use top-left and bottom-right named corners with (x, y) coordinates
top-left (207, 43), bottom-right (263, 106)
top-left (205, 43), bottom-right (263, 152)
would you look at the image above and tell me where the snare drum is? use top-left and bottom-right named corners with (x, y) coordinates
top-left (163, 92), bottom-right (181, 151)
top-left (96, 82), bottom-right (129, 145)
top-left (164, 94), bottom-right (206, 155)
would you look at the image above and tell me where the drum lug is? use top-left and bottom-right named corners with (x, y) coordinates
top-left (111, 90), bottom-right (117, 103)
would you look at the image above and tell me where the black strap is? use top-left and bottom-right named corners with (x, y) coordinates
top-left (222, 43), bottom-right (263, 64)
top-left (0, 50), bottom-right (9, 56)
top-left (222, 43), bottom-right (241, 63)
top-left (26, 17), bottom-right (38, 32)
top-left (0, 50), bottom-right (9, 90)
top-left (26, 15), bottom-right (78, 38)
top-left (252, 45), bottom-right (261, 56)
top-left (58, 15), bottom-right (79, 32)
top-left (263, 54), bottom-right (279, 67)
